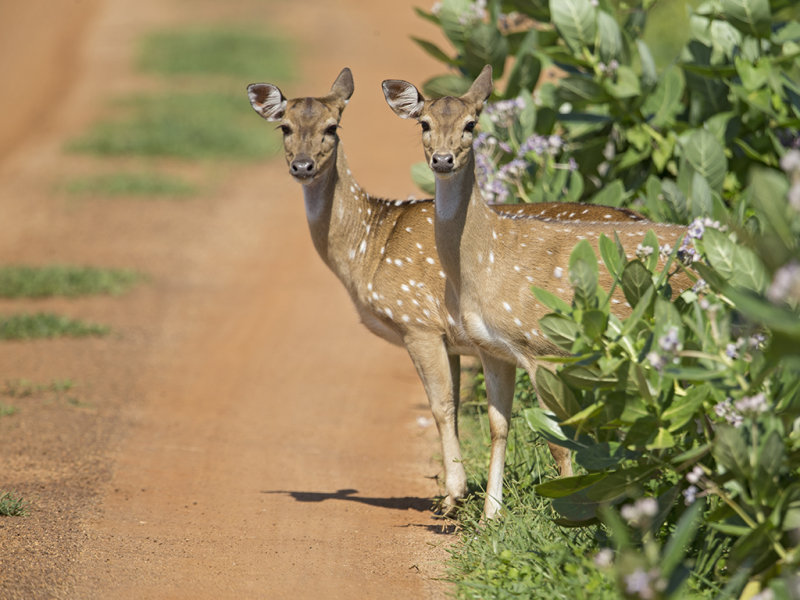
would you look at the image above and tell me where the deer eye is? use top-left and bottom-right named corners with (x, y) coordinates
top-left (324, 124), bottom-right (338, 136)
top-left (279, 124), bottom-right (292, 136)
top-left (420, 121), bottom-right (431, 133)
top-left (464, 121), bottom-right (476, 133)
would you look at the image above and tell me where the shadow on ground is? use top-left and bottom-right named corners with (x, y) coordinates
top-left (262, 489), bottom-right (458, 534)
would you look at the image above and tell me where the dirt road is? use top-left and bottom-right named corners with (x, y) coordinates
top-left (0, 0), bottom-right (456, 597)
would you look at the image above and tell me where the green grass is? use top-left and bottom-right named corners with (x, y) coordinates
top-left (0, 265), bottom-right (141, 298)
top-left (0, 314), bottom-right (109, 340)
top-left (0, 491), bottom-right (27, 517)
top-left (447, 370), bottom-right (618, 599)
top-left (64, 171), bottom-right (198, 197)
top-left (139, 27), bottom-right (293, 82)
top-left (2, 379), bottom-right (74, 398)
top-left (66, 92), bottom-right (280, 159)
top-left (0, 403), bottom-right (17, 417)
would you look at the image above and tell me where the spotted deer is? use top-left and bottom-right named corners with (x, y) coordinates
top-left (247, 67), bottom-right (646, 512)
top-left (383, 65), bottom-right (692, 518)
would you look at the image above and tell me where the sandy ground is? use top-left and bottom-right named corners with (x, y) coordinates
top-left (0, 0), bottom-right (458, 597)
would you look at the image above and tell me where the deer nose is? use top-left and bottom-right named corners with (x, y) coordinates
top-left (290, 157), bottom-right (316, 179)
top-left (431, 152), bottom-right (454, 173)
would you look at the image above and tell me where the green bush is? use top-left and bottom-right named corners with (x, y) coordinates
top-left (412, 0), bottom-right (800, 218)
top-left (413, 0), bottom-right (800, 597)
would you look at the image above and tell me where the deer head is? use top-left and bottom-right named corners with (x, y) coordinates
top-left (248, 67), bottom-right (355, 183)
top-left (382, 65), bottom-right (493, 177)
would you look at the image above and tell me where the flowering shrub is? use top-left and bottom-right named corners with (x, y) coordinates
top-left (411, 0), bottom-right (800, 218)
top-left (412, 1), bottom-right (800, 597)
top-left (523, 159), bottom-right (800, 597)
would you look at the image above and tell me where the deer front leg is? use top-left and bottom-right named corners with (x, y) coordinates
top-left (404, 334), bottom-right (467, 512)
top-left (479, 351), bottom-right (517, 519)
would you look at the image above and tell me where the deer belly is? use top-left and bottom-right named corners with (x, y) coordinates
top-left (462, 311), bottom-right (522, 365)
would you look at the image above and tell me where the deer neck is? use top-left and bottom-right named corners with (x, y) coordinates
top-left (301, 146), bottom-right (379, 292)
top-left (433, 151), bottom-right (491, 294)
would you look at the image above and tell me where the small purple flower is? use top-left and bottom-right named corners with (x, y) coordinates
top-left (725, 343), bottom-right (738, 359)
top-left (686, 465), bottom-right (703, 484)
top-left (735, 392), bottom-right (768, 416)
top-left (568, 157), bottom-right (578, 171)
top-left (647, 351), bottom-right (666, 371)
top-left (683, 485), bottom-right (699, 505)
top-left (658, 327), bottom-right (682, 354)
top-left (714, 399), bottom-right (744, 428)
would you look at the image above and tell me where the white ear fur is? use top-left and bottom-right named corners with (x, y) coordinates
top-left (382, 80), bottom-right (424, 119)
top-left (247, 83), bottom-right (287, 121)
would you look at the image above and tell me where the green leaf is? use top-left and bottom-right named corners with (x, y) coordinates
top-left (637, 39), bottom-right (658, 89)
top-left (421, 74), bottom-right (471, 98)
top-left (533, 286), bottom-right (572, 314)
top-left (682, 129), bottom-right (728, 192)
top-left (734, 55), bottom-right (769, 91)
top-left (702, 228), bottom-right (770, 293)
top-left (536, 471), bottom-right (607, 498)
top-left (410, 37), bottom-right (457, 66)
top-left (549, 0), bottom-right (598, 53)
top-left (621, 260), bottom-right (653, 308)
top-left (689, 171), bottom-right (714, 220)
top-left (569, 239), bottom-right (599, 307)
top-left (590, 179), bottom-right (625, 207)
top-left (663, 386), bottom-right (708, 432)
top-left (463, 22), bottom-right (509, 76)
top-left (748, 167), bottom-right (794, 249)
top-left (581, 309), bottom-right (608, 341)
top-left (549, 464), bottom-right (659, 521)
top-left (721, 0), bottom-right (772, 38)
top-left (599, 233), bottom-right (625, 280)
top-left (661, 502), bottom-right (704, 577)
top-left (713, 425), bottom-right (750, 480)
top-left (605, 66), bottom-right (641, 99)
top-left (561, 401), bottom-right (606, 427)
top-left (595, 10), bottom-right (622, 62)
top-left (624, 415), bottom-right (659, 448)
top-left (535, 367), bottom-right (582, 420)
top-left (561, 365), bottom-right (619, 390)
top-left (505, 31), bottom-right (543, 98)
top-left (722, 286), bottom-right (800, 338)
top-left (540, 314), bottom-right (581, 350)
top-left (754, 429), bottom-right (786, 497)
top-left (646, 427), bottom-right (676, 450)
top-left (642, 65), bottom-right (685, 128)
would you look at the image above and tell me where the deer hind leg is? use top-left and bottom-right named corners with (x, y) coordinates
top-left (404, 334), bottom-right (467, 511)
top-left (479, 351), bottom-right (517, 519)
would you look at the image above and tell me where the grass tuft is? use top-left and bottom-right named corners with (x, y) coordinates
top-left (0, 314), bottom-right (109, 340)
top-left (0, 403), bottom-right (17, 417)
top-left (2, 379), bottom-right (74, 398)
top-left (0, 491), bottom-right (28, 517)
top-left (64, 172), bottom-right (198, 197)
top-left (139, 27), bottom-right (293, 81)
top-left (0, 265), bottom-right (141, 298)
top-left (66, 92), bottom-right (281, 159)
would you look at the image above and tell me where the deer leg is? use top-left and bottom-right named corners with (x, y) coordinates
top-left (404, 334), bottom-right (467, 511)
top-left (479, 351), bottom-right (517, 519)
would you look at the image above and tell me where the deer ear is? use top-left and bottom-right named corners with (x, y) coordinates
top-left (382, 80), bottom-right (424, 119)
top-left (462, 65), bottom-right (493, 107)
top-left (247, 83), bottom-right (287, 121)
top-left (330, 67), bottom-right (355, 103)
